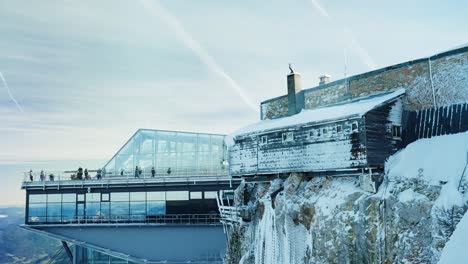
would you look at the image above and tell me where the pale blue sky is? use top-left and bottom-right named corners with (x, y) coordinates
top-left (0, 0), bottom-right (467, 205)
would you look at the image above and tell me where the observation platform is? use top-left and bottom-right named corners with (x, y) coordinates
top-left (20, 128), bottom-right (238, 263)
top-left (21, 171), bottom-right (236, 191)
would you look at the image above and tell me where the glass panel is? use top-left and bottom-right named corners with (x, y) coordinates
top-left (104, 157), bottom-right (116, 176)
top-left (157, 131), bottom-right (177, 153)
top-left (115, 154), bottom-right (134, 173)
top-left (111, 192), bottom-right (129, 202)
top-left (166, 191), bottom-right (188, 201)
top-left (77, 203), bottom-right (85, 216)
top-left (147, 201), bottom-right (165, 215)
top-left (62, 203), bottom-right (76, 221)
top-left (29, 203), bottom-right (46, 217)
top-left (86, 202), bottom-right (101, 217)
top-left (86, 193), bottom-right (100, 202)
top-left (101, 193), bottom-right (110, 202)
top-left (29, 194), bottom-right (46, 203)
top-left (130, 192), bottom-right (145, 201)
top-left (204, 191), bottom-right (218, 199)
top-left (199, 152), bottom-right (211, 172)
top-left (77, 194), bottom-right (85, 202)
top-left (156, 153), bottom-right (176, 173)
top-left (47, 202), bottom-right (61, 216)
top-left (130, 202), bottom-right (145, 215)
top-left (101, 202), bottom-right (110, 217)
top-left (62, 194), bottom-right (76, 203)
top-left (178, 152), bottom-right (196, 173)
top-left (211, 135), bottom-right (224, 152)
top-left (177, 133), bottom-right (197, 152)
top-left (47, 194), bottom-right (61, 203)
top-left (135, 130), bottom-right (155, 154)
top-left (135, 154), bottom-right (153, 173)
top-left (147, 192), bottom-right (165, 201)
top-left (111, 202), bottom-right (129, 216)
top-left (190, 192), bottom-right (202, 199)
top-left (198, 135), bottom-right (210, 152)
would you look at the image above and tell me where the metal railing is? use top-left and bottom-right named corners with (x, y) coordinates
top-left (22, 168), bottom-right (229, 186)
top-left (27, 214), bottom-right (221, 225)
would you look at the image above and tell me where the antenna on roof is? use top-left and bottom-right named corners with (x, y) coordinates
top-left (289, 63), bottom-right (294, 74)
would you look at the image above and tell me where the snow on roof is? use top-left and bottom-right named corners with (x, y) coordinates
top-left (231, 88), bottom-right (405, 138)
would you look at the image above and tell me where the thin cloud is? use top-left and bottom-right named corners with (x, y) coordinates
top-left (310, 0), bottom-right (331, 20)
top-left (139, 0), bottom-right (259, 113)
top-left (308, 0), bottom-right (377, 70)
top-left (0, 71), bottom-right (24, 112)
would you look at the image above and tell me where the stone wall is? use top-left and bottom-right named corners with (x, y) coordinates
top-left (261, 47), bottom-right (468, 120)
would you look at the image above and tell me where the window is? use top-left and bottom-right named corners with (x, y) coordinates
top-left (282, 132), bottom-right (294, 142)
top-left (308, 130), bottom-right (313, 139)
top-left (147, 192), bottom-right (165, 201)
top-left (260, 135), bottom-right (268, 144)
top-left (190, 192), bottom-right (202, 199)
top-left (111, 192), bottom-right (129, 202)
top-left (204, 191), bottom-right (218, 199)
top-left (101, 193), bottom-right (110, 202)
top-left (166, 191), bottom-right (189, 201)
top-left (77, 194), bottom-right (85, 202)
top-left (392, 125), bottom-right (402, 139)
top-left (336, 125), bottom-right (342, 133)
top-left (322, 128), bottom-right (328, 136)
top-left (351, 122), bottom-right (359, 132)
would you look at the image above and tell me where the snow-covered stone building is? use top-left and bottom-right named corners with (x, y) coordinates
top-left (229, 45), bottom-right (468, 191)
top-left (229, 89), bottom-right (405, 178)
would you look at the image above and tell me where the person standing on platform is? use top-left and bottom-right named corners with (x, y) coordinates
top-left (29, 170), bottom-right (33, 181)
top-left (77, 167), bottom-right (83, 180)
top-left (135, 166), bottom-right (139, 178)
top-left (151, 167), bottom-right (156, 178)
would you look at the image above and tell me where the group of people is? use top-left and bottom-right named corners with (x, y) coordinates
top-left (132, 166), bottom-right (171, 178)
top-left (73, 167), bottom-right (106, 180)
top-left (28, 165), bottom-right (174, 182)
top-left (28, 170), bottom-right (54, 182)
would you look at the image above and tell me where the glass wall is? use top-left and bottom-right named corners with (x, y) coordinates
top-left (103, 129), bottom-right (228, 177)
top-left (27, 190), bottom-right (230, 224)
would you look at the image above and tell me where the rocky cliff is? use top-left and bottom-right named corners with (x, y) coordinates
top-left (226, 132), bottom-right (468, 264)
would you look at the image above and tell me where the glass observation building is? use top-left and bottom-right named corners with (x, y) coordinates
top-left (105, 129), bottom-right (228, 177)
top-left (21, 129), bottom-right (240, 264)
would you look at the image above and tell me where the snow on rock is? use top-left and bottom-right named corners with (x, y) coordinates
top-left (438, 212), bottom-right (468, 264)
top-left (386, 131), bottom-right (468, 185)
top-left (227, 132), bottom-right (468, 264)
top-left (398, 189), bottom-right (429, 203)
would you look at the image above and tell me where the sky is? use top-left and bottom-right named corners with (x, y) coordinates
top-left (0, 0), bottom-right (467, 205)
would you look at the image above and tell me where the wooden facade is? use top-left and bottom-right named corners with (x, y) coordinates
top-left (229, 91), bottom-right (405, 177)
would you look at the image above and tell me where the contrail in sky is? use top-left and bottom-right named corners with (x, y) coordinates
top-left (308, 0), bottom-right (377, 70)
top-left (140, 0), bottom-right (259, 113)
top-left (0, 71), bottom-right (24, 112)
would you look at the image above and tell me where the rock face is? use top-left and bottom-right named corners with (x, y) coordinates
top-left (226, 172), bottom-right (467, 264)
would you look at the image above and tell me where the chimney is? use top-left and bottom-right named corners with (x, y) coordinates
top-left (319, 74), bottom-right (331, 85)
top-left (287, 64), bottom-right (302, 115)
